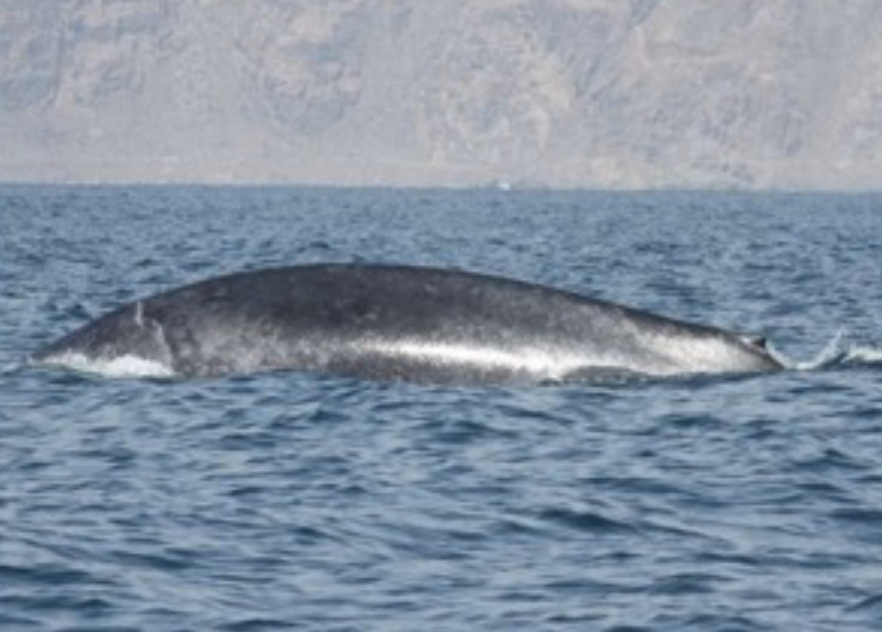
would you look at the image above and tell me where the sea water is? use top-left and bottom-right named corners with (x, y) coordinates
top-left (2, 185), bottom-right (881, 631)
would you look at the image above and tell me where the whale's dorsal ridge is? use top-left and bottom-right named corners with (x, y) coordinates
top-left (33, 264), bottom-right (783, 383)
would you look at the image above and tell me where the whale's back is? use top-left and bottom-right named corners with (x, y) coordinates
top-left (34, 264), bottom-right (782, 382)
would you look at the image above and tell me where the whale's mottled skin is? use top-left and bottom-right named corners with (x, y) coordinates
top-left (33, 264), bottom-right (782, 383)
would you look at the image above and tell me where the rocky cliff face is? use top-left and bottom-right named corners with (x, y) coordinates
top-left (2, 0), bottom-right (882, 188)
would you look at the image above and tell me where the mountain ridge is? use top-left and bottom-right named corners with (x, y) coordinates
top-left (2, 0), bottom-right (881, 189)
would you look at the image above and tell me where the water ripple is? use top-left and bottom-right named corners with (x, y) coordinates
top-left (3, 187), bottom-right (882, 631)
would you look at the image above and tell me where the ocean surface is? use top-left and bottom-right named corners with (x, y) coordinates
top-left (2, 185), bottom-right (882, 632)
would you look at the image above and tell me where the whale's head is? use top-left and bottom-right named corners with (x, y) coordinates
top-left (32, 302), bottom-right (176, 377)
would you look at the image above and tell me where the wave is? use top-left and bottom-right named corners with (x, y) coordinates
top-left (772, 330), bottom-right (882, 372)
top-left (34, 352), bottom-right (176, 379)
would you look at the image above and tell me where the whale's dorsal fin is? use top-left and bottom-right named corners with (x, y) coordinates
top-left (747, 336), bottom-right (768, 350)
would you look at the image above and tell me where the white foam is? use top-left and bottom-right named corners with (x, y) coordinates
top-left (770, 330), bottom-right (882, 371)
top-left (845, 345), bottom-right (882, 364)
top-left (39, 352), bottom-right (176, 379)
top-left (790, 329), bottom-right (848, 371)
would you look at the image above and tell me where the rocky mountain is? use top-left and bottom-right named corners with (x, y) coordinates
top-left (2, 0), bottom-right (882, 189)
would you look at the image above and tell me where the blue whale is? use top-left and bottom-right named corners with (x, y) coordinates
top-left (33, 264), bottom-right (782, 383)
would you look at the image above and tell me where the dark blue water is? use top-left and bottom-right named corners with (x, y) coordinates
top-left (2, 185), bottom-right (882, 632)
